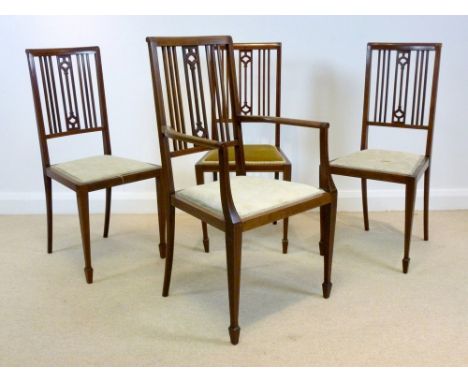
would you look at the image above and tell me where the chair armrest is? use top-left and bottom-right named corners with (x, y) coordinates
top-left (162, 125), bottom-right (242, 223)
top-left (239, 115), bottom-right (329, 130)
top-left (239, 116), bottom-right (336, 193)
top-left (162, 125), bottom-right (221, 149)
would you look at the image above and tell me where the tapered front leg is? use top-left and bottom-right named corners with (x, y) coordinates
top-left (319, 206), bottom-right (326, 257)
top-left (321, 195), bottom-right (337, 298)
top-left (156, 178), bottom-right (167, 259)
top-left (282, 166), bottom-right (292, 253)
top-left (226, 224), bottom-right (242, 345)
top-left (403, 180), bottom-right (417, 273)
top-left (361, 178), bottom-right (370, 231)
top-left (195, 168), bottom-right (210, 252)
top-left (423, 168), bottom-right (431, 241)
top-left (76, 190), bottom-right (93, 284)
top-left (44, 175), bottom-right (53, 254)
top-left (103, 187), bottom-right (112, 238)
top-left (273, 172), bottom-right (279, 226)
top-left (162, 205), bottom-right (175, 297)
top-left (282, 218), bottom-right (289, 254)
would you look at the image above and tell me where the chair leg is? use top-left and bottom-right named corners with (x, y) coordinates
top-left (103, 187), bottom-right (111, 238)
top-left (195, 168), bottom-right (210, 253)
top-left (162, 205), bottom-right (175, 297)
top-left (76, 190), bottom-right (93, 284)
top-left (403, 180), bottom-right (417, 274)
top-left (44, 175), bottom-right (53, 254)
top-left (273, 172), bottom-right (279, 226)
top-left (361, 178), bottom-right (370, 231)
top-left (156, 178), bottom-right (167, 259)
top-left (423, 168), bottom-right (430, 241)
top-left (213, 172), bottom-right (218, 182)
top-left (282, 167), bottom-right (291, 253)
top-left (321, 196), bottom-right (337, 298)
top-left (282, 218), bottom-right (289, 254)
top-left (226, 224), bottom-right (242, 345)
top-left (318, 175), bottom-right (325, 258)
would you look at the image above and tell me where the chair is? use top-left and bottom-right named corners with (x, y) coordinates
top-left (26, 46), bottom-right (166, 284)
top-left (194, 43), bottom-right (292, 253)
top-left (329, 42), bottom-right (442, 273)
top-left (147, 35), bottom-right (337, 345)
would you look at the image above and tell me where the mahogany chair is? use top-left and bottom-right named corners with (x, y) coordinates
top-left (194, 43), bottom-right (292, 253)
top-left (330, 42), bottom-right (442, 273)
top-left (147, 35), bottom-right (337, 345)
top-left (26, 46), bottom-right (166, 284)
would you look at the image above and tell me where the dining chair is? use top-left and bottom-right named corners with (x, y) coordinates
top-left (147, 35), bottom-right (337, 345)
top-left (26, 46), bottom-right (166, 284)
top-left (194, 43), bottom-right (291, 254)
top-left (329, 42), bottom-right (442, 273)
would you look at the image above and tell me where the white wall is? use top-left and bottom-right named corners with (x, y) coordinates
top-left (1, 16), bottom-right (467, 214)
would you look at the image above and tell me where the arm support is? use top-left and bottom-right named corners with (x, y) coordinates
top-left (162, 125), bottom-right (242, 223)
top-left (238, 115), bottom-right (336, 193)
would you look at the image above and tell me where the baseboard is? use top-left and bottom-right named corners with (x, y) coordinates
top-left (1, 188), bottom-right (467, 214)
top-left (0, 191), bottom-right (158, 215)
top-left (336, 188), bottom-right (468, 211)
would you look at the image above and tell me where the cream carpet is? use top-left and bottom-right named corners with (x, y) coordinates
top-left (0, 211), bottom-right (467, 366)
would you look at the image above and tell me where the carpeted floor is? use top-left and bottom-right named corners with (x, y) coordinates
top-left (0, 211), bottom-right (467, 366)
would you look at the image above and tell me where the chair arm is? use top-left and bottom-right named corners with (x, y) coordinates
top-left (239, 115), bottom-right (335, 192)
top-left (162, 125), bottom-right (242, 223)
top-left (239, 115), bottom-right (329, 130)
top-left (162, 125), bottom-right (221, 149)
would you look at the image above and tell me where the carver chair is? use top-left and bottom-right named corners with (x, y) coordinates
top-left (194, 43), bottom-right (291, 253)
top-left (147, 35), bottom-right (337, 345)
top-left (26, 46), bottom-right (166, 284)
top-left (329, 42), bottom-right (442, 273)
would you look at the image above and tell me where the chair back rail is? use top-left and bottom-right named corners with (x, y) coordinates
top-left (26, 46), bottom-right (111, 168)
top-left (361, 42), bottom-right (442, 157)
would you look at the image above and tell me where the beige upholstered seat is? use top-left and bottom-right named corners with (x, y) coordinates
top-left (330, 149), bottom-right (427, 176)
top-left (50, 155), bottom-right (159, 185)
top-left (176, 176), bottom-right (324, 220)
top-left (200, 144), bottom-right (286, 165)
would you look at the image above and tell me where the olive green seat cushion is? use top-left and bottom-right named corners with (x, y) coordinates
top-left (201, 144), bottom-right (286, 164)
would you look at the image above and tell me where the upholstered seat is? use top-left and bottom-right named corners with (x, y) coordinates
top-left (176, 176), bottom-right (324, 220)
top-left (330, 149), bottom-right (427, 176)
top-left (200, 144), bottom-right (286, 165)
top-left (50, 155), bottom-right (159, 185)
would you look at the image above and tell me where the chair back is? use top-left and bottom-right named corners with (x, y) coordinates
top-left (146, 36), bottom-right (246, 193)
top-left (26, 46), bottom-right (111, 168)
top-left (232, 43), bottom-right (282, 146)
top-left (361, 43), bottom-right (442, 157)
